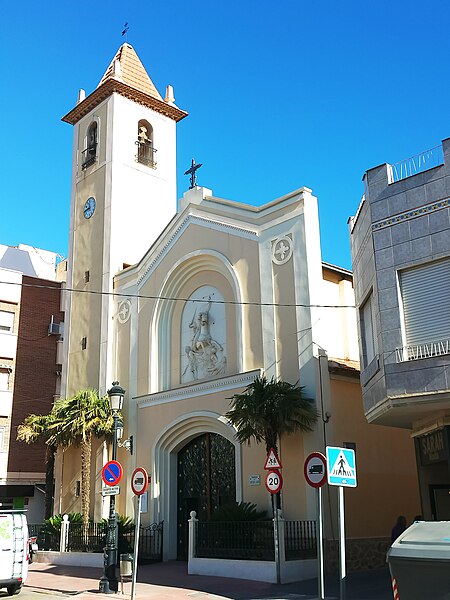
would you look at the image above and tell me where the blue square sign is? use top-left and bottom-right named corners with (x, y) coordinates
top-left (326, 446), bottom-right (357, 487)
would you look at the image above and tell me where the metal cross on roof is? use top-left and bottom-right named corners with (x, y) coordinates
top-left (184, 158), bottom-right (202, 189)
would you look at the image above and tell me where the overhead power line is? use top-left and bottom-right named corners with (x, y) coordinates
top-left (0, 279), bottom-right (356, 309)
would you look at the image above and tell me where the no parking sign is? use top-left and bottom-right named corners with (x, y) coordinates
top-left (102, 460), bottom-right (123, 487)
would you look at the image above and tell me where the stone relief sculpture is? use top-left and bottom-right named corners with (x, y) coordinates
top-left (183, 297), bottom-right (227, 381)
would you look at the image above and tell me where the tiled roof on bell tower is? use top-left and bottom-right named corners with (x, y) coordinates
top-left (98, 43), bottom-right (162, 100)
top-left (62, 44), bottom-right (187, 125)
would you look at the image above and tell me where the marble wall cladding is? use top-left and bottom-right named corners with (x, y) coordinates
top-left (429, 207), bottom-right (450, 233)
top-left (411, 235), bottom-right (432, 261)
top-left (378, 287), bottom-right (399, 312)
top-left (381, 328), bottom-right (402, 354)
top-left (431, 230), bottom-right (450, 254)
top-left (388, 192), bottom-right (408, 215)
top-left (385, 363), bottom-right (450, 395)
top-left (391, 221), bottom-right (409, 244)
top-left (375, 247), bottom-right (394, 270)
top-left (373, 227), bottom-right (392, 251)
top-left (367, 375), bottom-right (388, 409)
top-left (371, 198), bottom-right (390, 222)
top-left (351, 150), bottom-right (450, 418)
top-left (379, 307), bottom-right (401, 332)
top-left (405, 185), bottom-right (426, 209)
top-left (425, 176), bottom-right (446, 201)
top-left (377, 267), bottom-right (396, 291)
top-left (392, 241), bottom-right (412, 266)
top-left (409, 214), bottom-right (430, 238)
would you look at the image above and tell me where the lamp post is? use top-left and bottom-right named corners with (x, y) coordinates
top-left (99, 381), bottom-right (125, 594)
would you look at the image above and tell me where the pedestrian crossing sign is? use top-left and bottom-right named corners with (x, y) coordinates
top-left (326, 446), bottom-right (357, 487)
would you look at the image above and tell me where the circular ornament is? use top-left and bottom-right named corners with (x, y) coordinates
top-left (272, 236), bottom-right (293, 265)
top-left (117, 300), bottom-right (131, 324)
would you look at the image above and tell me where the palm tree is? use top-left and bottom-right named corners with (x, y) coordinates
top-left (226, 375), bottom-right (318, 455)
top-left (17, 414), bottom-right (57, 519)
top-left (46, 389), bottom-right (114, 525)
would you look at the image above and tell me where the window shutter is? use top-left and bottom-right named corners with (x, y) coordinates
top-left (400, 258), bottom-right (450, 346)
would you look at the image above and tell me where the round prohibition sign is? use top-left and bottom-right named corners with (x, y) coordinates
top-left (304, 452), bottom-right (327, 488)
top-left (265, 470), bottom-right (283, 494)
top-left (102, 460), bottom-right (123, 487)
top-left (131, 467), bottom-right (149, 496)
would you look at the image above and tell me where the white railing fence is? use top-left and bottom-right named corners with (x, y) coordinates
top-left (396, 339), bottom-right (450, 362)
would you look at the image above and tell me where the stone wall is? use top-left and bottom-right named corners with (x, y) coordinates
top-left (325, 537), bottom-right (390, 572)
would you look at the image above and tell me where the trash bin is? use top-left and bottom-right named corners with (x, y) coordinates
top-left (387, 521), bottom-right (450, 599)
top-left (119, 553), bottom-right (133, 577)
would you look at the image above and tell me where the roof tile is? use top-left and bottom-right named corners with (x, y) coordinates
top-left (98, 43), bottom-right (162, 100)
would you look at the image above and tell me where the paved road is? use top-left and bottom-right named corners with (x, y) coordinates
top-left (284, 569), bottom-right (394, 600)
top-left (23, 562), bottom-right (394, 600)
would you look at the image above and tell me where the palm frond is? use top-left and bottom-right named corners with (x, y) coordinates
top-left (226, 376), bottom-right (318, 452)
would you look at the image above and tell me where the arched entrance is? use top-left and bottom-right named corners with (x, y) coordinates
top-left (177, 432), bottom-right (236, 559)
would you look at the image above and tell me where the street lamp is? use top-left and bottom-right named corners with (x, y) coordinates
top-left (99, 381), bottom-right (125, 594)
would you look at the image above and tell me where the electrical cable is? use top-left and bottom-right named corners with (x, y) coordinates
top-left (0, 279), bottom-right (356, 309)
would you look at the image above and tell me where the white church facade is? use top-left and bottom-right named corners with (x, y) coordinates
top-left (56, 43), bottom-right (420, 564)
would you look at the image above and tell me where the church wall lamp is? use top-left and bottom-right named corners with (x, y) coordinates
top-left (116, 420), bottom-right (133, 454)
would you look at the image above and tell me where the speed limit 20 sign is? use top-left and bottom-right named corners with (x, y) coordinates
top-left (265, 470), bottom-right (283, 494)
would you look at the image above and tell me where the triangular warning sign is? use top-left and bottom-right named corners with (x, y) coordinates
top-left (330, 450), bottom-right (355, 479)
top-left (264, 448), bottom-right (282, 470)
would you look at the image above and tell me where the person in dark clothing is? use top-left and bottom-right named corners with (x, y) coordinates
top-left (391, 515), bottom-right (407, 543)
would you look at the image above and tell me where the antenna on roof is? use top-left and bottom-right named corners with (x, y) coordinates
top-left (121, 22), bottom-right (129, 42)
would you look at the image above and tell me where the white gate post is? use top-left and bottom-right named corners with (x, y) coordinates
top-left (188, 511), bottom-right (198, 561)
top-left (60, 514), bottom-right (69, 552)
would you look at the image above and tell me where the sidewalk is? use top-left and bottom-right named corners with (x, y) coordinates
top-left (25, 561), bottom-right (394, 600)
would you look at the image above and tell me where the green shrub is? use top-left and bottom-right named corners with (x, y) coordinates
top-left (41, 512), bottom-right (83, 535)
top-left (210, 501), bottom-right (268, 521)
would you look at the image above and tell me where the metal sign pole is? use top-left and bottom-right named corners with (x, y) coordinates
top-left (338, 486), bottom-right (346, 600)
top-left (273, 506), bottom-right (281, 584)
top-left (318, 486), bottom-right (325, 600)
top-left (131, 494), bottom-right (142, 600)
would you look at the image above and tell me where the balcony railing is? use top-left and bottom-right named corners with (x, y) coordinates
top-left (81, 144), bottom-right (97, 170)
top-left (389, 144), bottom-right (444, 183)
top-left (136, 140), bottom-right (157, 168)
top-left (396, 338), bottom-right (450, 362)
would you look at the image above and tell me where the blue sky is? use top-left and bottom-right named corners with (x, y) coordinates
top-left (1, 0), bottom-right (450, 270)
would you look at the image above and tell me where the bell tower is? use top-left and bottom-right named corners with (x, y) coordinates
top-left (61, 44), bottom-right (187, 398)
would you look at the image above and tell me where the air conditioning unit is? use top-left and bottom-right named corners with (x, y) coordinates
top-left (48, 316), bottom-right (63, 336)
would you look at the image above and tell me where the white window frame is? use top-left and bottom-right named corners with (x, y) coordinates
top-left (360, 291), bottom-right (375, 369)
top-left (0, 371), bottom-right (9, 391)
top-left (0, 311), bottom-right (15, 333)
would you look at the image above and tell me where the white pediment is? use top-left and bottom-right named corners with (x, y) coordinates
top-left (137, 212), bottom-right (258, 287)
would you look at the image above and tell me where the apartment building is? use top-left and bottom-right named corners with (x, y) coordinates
top-left (0, 244), bottom-right (63, 520)
top-left (349, 139), bottom-right (450, 520)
